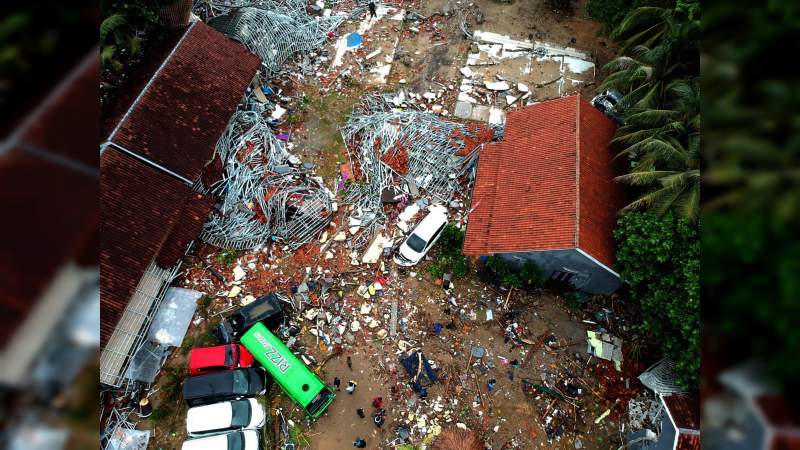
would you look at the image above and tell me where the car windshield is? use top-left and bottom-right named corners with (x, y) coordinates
top-left (245, 301), bottom-right (277, 321)
top-left (232, 371), bottom-right (248, 393)
top-left (225, 345), bottom-right (234, 367)
top-left (406, 233), bottom-right (426, 253)
top-left (227, 432), bottom-right (244, 450)
top-left (230, 400), bottom-right (251, 427)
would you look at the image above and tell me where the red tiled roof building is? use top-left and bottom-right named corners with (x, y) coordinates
top-left (463, 95), bottom-right (625, 294)
top-left (99, 20), bottom-right (261, 386)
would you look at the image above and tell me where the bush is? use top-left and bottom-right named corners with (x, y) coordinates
top-left (216, 249), bottom-right (238, 266)
top-left (519, 261), bottom-right (544, 290)
top-left (615, 212), bottom-right (699, 390)
top-left (428, 224), bottom-right (469, 279)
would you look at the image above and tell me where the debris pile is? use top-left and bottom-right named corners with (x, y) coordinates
top-left (206, 0), bottom-right (346, 75)
top-left (340, 92), bottom-right (499, 250)
top-left (201, 106), bottom-right (336, 250)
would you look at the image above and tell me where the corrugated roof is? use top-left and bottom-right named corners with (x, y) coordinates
top-left (107, 21), bottom-right (261, 182)
top-left (463, 95), bottom-right (624, 267)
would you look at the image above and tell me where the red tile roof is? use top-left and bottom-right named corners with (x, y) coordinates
top-left (0, 150), bottom-right (97, 346)
top-left (0, 51), bottom-right (99, 347)
top-left (463, 95), bottom-right (625, 267)
top-left (107, 21), bottom-right (261, 182)
top-left (757, 395), bottom-right (800, 428)
top-left (676, 434), bottom-right (701, 450)
top-left (771, 434), bottom-right (800, 450)
top-left (155, 192), bottom-right (216, 268)
top-left (663, 394), bottom-right (700, 431)
top-left (100, 150), bottom-right (194, 347)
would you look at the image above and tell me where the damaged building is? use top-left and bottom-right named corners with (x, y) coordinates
top-left (99, 21), bottom-right (261, 387)
top-left (463, 94), bottom-right (625, 294)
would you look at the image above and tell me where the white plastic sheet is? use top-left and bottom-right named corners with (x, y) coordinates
top-left (147, 287), bottom-right (202, 346)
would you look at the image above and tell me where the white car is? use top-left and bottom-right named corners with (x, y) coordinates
top-left (186, 398), bottom-right (265, 437)
top-left (393, 209), bottom-right (448, 266)
top-left (182, 430), bottom-right (260, 450)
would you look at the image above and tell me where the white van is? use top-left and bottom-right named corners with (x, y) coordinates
top-left (394, 209), bottom-right (448, 266)
top-left (182, 430), bottom-right (260, 450)
top-left (186, 398), bottom-right (265, 437)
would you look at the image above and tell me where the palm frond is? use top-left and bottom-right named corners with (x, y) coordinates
top-left (100, 13), bottom-right (128, 44)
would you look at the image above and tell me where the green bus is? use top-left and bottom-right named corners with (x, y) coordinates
top-left (240, 322), bottom-right (335, 418)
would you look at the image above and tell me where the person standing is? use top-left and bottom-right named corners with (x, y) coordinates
top-left (357, 408), bottom-right (365, 418)
top-left (368, 1), bottom-right (377, 19)
top-left (347, 356), bottom-right (353, 370)
top-left (371, 396), bottom-right (384, 409)
top-left (334, 377), bottom-right (341, 391)
top-left (353, 437), bottom-right (367, 448)
top-left (347, 380), bottom-right (358, 394)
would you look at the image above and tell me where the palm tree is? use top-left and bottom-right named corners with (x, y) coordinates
top-left (614, 79), bottom-right (700, 221)
top-left (600, 6), bottom-right (699, 111)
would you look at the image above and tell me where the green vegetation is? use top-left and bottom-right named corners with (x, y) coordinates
top-left (599, 1), bottom-right (700, 221)
top-left (479, 256), bottom-right (544, 291)
top-left (702, 1), bottom-right (800, 396)
top-left (216, 248), bottom-right (239, 265)
top-left (289, 424), bottom-right (311, 447)
top-left (614, 212), bottom-right (699, 389)
top-left (428, 224), bottom-right (470, 279)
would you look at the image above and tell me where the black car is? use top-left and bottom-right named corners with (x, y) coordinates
top-left (183, 368), bottom-right (268, 407)
top-left (216, 293), bottom-right (284, 343)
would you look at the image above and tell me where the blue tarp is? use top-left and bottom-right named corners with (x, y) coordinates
top-left (400, 351), bottom-right (437, 393)
top-left (346, 32), bottom-right (362, 48)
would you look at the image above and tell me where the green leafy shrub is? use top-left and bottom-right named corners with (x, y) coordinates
top-left (615, 212), bottom-right (699, 390)
top-left (428, 224), bottom-right (469, 279)
top-left (216, 249), bottom-right (238, 266)
top-left (519, 261), bottom-right (544, 289)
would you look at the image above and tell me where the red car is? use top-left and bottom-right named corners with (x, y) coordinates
top-left (188, 344), bottom-right (255, 376)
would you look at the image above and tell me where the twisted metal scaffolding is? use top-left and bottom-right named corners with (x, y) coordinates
top-left (205, 1), bottom-right (346, 75)
top-left (201, 102), bottom-right (335, 251)
top-left (341, 92), bottom-right (500, 251)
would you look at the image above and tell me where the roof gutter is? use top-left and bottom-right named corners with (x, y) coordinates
top-left (101, 140), bottom-right (193, 186)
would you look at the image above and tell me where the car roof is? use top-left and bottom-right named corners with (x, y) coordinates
top-left (411, 209), bottom-right (448, 240)
top-left (183, 370), bottom-right (236, 397)
top-left (182, 433), bottom-right (230, 450)
top-left (189, 344), bottom-right (231, 370)
top-left (187, 400), bottom-right (235, 432)
top-left (240, 294), bottom-right (281, 319)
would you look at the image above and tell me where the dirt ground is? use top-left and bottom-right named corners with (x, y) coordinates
top-left (140, 0), bottom-right (633, 449)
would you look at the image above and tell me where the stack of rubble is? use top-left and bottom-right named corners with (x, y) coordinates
top-left (206, 0), bottom-right (346, 75)
top-left (340, 92), bottom-right (499, 251)
top-left (201, 102), bottom-right (336, 250)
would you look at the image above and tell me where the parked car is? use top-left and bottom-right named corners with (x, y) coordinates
top-left (590, 89), bottom-right (624, 123)
top-left (393, 209), bottom-right (448, 266)
top-left (182, 430), bottom-right (260, 450)
top-left (216, 293), bottom-right (284, 344)
top-left (186, 398), bottom-right (265, 437)
top-left (189, 344), bottom-right (255, 375)
top-left (183, 368), bottom-right (267, 407)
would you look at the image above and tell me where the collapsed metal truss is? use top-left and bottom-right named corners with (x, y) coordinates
top-left (205, 1), bottom-right (346, 75)
top-left (341, 93), bottom-right (495, 250)
top-left (201, 105), bottom-right (335, 251)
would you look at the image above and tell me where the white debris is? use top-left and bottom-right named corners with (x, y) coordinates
top-left (505, 95), bottom-right (518, 105)
top-left (227, 286), bottom-right (241, 298)
top-left (240, 295), bottom-right (256, 306)
top-left (232, 265), bottom-right (246, 281)
top-left (271, 104), bottom-right (287, 119)
top-left (485, 80), bottom-right (510, 91)
top-left (460, 66), bottom-right (473, 78)
top-left (334, 231), bottom-right (347, 241)
top-left (350, 320), bottom-right (361, 332)
top-left (517, 82), bottom-right (529, 92)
